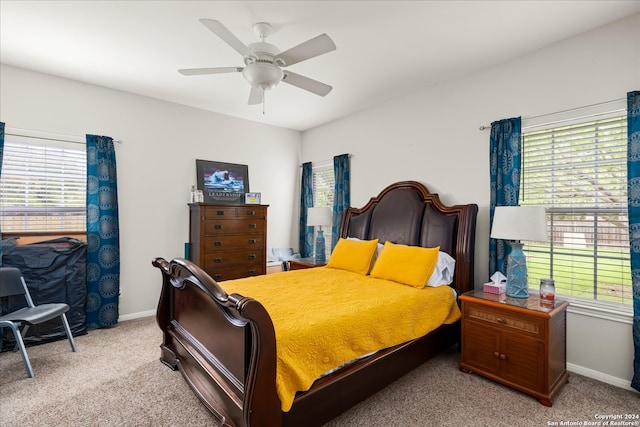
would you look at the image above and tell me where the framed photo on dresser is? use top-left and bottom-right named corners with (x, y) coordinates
top-left (196, 159), bottom-right (249, 204)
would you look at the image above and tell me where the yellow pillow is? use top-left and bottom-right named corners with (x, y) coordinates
top-left (326, 238), bottom-right (380, 275)
top-left (370, 242), bottom-right (440, 288)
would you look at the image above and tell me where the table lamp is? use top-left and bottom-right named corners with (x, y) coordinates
top-left (307, 207), bottom-right (333, 263)
top-left (490, 206), bottom-right (548, 298)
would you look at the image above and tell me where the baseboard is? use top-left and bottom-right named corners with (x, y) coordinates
top-left (567, 363), bottom-right (638, 393)
top-left (119, 309), bottom-right (156, 322)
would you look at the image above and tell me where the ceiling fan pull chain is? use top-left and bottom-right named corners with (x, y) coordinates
top-left (262, 88), bottom-right (266, 115)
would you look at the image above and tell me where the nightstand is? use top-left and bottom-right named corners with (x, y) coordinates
top-left (286, 257), bottom-right (326, 271)
top-left (266, 261), bottom-right (285, 274)
top-left (459, 290), bottom-right (569, 407)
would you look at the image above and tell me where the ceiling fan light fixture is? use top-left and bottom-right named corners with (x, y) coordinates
top-left (242, 62), bottom-right (283, 90)
top-left (181, 19), bottom-right (336, 106)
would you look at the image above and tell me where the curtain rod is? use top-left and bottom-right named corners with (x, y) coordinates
top-left (478, 97), bottom-right (626, 131)
top-left (5, 127), bottom-right (123, 145)
top-left (300, 154), bottom-right (352, 167)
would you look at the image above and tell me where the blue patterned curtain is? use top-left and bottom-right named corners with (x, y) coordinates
top-left (489, 117), bottom-right (522, 276)
top-left (299, 162), bottom-right (313, 258)
top-left (627, 90), bottom-right (640, 392)
top-left (0, 122), bottom-right (4, 175)
top-left (332, 154), bottom-right (350, 251)
top-left (0, 122), bottom-right (4, 267)
top-left (85, 134), bottom-right (120, 328)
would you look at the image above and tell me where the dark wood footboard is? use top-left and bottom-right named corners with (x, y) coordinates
top-left (153, 257), bottom-right (282, 427)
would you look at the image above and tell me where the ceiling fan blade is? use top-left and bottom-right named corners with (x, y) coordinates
top-left (282, 71), bottom-right (332, 96)
top-left (178, 67), bottom-right (242, 76)
top-left (248, 86), bottom-right (263, 105)
top-left (275, 34), bottom-right (336, 66)
top-left (200, 19), bottom-right (253, 58)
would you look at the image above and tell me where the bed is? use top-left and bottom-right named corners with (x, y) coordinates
top-left (153, 180), bottom-right (478, 427)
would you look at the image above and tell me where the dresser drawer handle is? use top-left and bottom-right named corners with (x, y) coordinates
top-left (214, 241), bottom-right (222, 246)
top-left (500, 354), bottom-right (506, 360)
top-left (497, 318), bottom-right (506, 324)
top-left (493, 352), bottom-right (500, 358)
top-left (249, 223), bottom-right (257, 229)
top-left (217, 210), bottom-right (225, 215)
top-left (248, 239), bottom-right (256, 244)
top-left (213, 274), bottom-right (222, 281)
top-left (248, 269), bottom-right (257, 275)
top-left (247, 210), bottom-right (255, 216)
top-left (214, 257), bottom-right (222, 263)
top-left (215, 224), bottom-right (223, 229)
top-left (248, 254), bottom-right (256, 260)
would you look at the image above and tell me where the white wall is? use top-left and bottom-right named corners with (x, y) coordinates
top-left (302, 14), bottom-right (640, 388)
top-left (0, 64), bottom-right (302, 318)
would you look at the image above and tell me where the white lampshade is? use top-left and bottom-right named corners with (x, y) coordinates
top-left (307, 207), bottom-right (333, 227)
top-left (490, 206), bottom-right (548, 242)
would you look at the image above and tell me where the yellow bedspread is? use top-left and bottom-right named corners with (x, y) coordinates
top-left (220, 267), bottom-right (461, 411)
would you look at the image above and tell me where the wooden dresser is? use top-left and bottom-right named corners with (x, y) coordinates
top-left (189, 203), bottom-right (268, 281)
top-left (459, 290), bottom-right (569, 407)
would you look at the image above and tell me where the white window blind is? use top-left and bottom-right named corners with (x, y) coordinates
top-left (520, 115), bottom-right (631, 305)
top-left (0, 139), bottom-right (87, 233)
top-left (312, 163), bottom-right (335, 208)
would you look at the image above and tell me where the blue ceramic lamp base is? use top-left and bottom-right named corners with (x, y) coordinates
top-left (505, 241), bottom-right (529, 298)
top-left (315, 230), bottom-right (326, 264)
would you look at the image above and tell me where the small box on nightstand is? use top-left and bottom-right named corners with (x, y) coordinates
top-left (483, 282), bottom-right (506, 294)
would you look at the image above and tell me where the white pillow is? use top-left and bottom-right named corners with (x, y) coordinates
top-left (425, 251), bottom-right (456, 287)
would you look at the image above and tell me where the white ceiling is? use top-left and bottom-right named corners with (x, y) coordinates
top-left (1, 1), bottom-right (639, 131)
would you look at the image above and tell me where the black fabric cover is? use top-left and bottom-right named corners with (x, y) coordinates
top-left (1, 237), bottom-right (87, 350)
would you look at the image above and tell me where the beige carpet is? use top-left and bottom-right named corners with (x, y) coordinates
top-left (0, 317), bottom-right (215, 427)
top-left (1, 316), bottom-right (637, 426)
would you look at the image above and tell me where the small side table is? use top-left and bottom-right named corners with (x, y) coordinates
top-left (286, 257), bottom-right (327, 271)
top-left (459, 290), bottom-right (569, 406)
top-left (266, 261), bottom-right (285, 274)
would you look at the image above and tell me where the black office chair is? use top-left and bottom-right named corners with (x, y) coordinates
top-left (0, 266), bottom-right (77, 378)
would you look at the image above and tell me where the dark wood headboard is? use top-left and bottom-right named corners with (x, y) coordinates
top-left (339, 181), bottom-right (478, 295)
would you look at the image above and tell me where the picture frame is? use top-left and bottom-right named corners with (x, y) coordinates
top-left (196, 159), bottom-right (249, 204)
top-left (245, 192), bottom-right (261, 204)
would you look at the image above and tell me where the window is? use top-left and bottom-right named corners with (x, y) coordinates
top-left (312, 162), bottom-right (335, 208)
top-left (312, 162), bottom-right (334, 259)
top-left (0, 137), bottom-right (87, 233)
top-left (520, 115), bottom-right (631, 306)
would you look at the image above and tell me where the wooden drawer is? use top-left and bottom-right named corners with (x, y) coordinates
top-left (204, 249), bottom-right (264, 270)
top-left (204, 264), bottom-right (265, 282)
top-left (203, 234), bottom-right (264, 253)
top-left (465, 302), bottom-right (545, 339)
top-left (202, 206), bottom-right (267, 219)
top-left (237, 207), bottom-right (266, 219)
top-left (202, 206), bottom-right (238, 219)
top-left (204, 219), bottom-right (265, 235)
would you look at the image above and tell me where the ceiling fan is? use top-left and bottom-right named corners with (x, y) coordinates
top-left (179, 19), bottom-right (337, 110)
